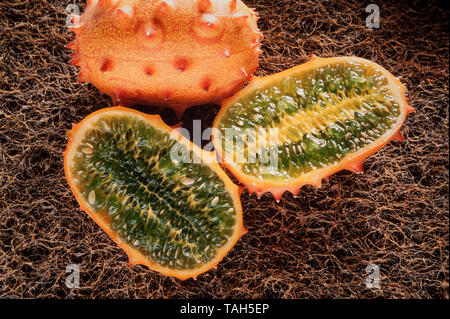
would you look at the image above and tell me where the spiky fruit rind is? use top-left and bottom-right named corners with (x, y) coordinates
top-left (68, 0), bottom-right (262, 117)
top-left (213, 56), bottom-right (414, 200)
top-left (64, 106), bottom-right (245, 280)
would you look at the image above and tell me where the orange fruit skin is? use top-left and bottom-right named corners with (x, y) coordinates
top-left (68, 0), bottom-right (262, 117)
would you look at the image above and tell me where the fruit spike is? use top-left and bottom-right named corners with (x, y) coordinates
top-left (232, 13), bottom-right (249, 25)
top-left (66, 41), bottom-right (77, 50)
top-left (241, 67), bottom-right (248, 77)
top-left (347, 158), bottom-right (365, 174)
top-left (200, 14), bottom-right (219, 27)
top-left (392, 130), bottom-right (405, 142)
top-left (116, 5), bottom-right (134, 18)
top-left (69, 25), bottom-right (81, 35)
top-left (157, 0), bottom-right (173, 14)
top-left (69, 54), bottom-right (81, 66)
top-left (77, 69), bottom-right (89, 83)
top-left (64, 106), bottom-right (245, 280)
top-left (212, 56), bottom-right (414, 199)
top-left (198, 0), bottom-right (212, 13)
top-left (68, 0), bottom-right (261, 118)
top-left (230, 0), bottom-right (237, 12)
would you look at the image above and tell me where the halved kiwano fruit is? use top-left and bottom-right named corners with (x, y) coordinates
top-left (213, 56), bottom-right (414, 200)
top-left (64, 107), bottom-right (244, 280)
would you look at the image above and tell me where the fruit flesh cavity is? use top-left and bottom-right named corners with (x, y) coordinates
top-left (213, 56), bottom-right (414, 199)
top-left (68, 0), bottom-right (262, 117)
top-left (65, 107), bottom-right (244, 280)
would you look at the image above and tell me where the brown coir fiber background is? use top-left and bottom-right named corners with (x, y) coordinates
top-left (0, 0), bottom-right (448, 298)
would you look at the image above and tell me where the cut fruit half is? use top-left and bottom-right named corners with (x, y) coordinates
top-left (64, 106), bottom-right (245, 280)
top-left (212, 56), bottom-right (414, 200)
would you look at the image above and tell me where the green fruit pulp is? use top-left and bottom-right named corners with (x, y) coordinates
top-left (71, 115), bottom-right (237, 270)
top-left (217, 60), bottom-right (401, 182)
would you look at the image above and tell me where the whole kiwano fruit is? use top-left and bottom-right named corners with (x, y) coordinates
top-left (68, 0), bottom-right (262, 117)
